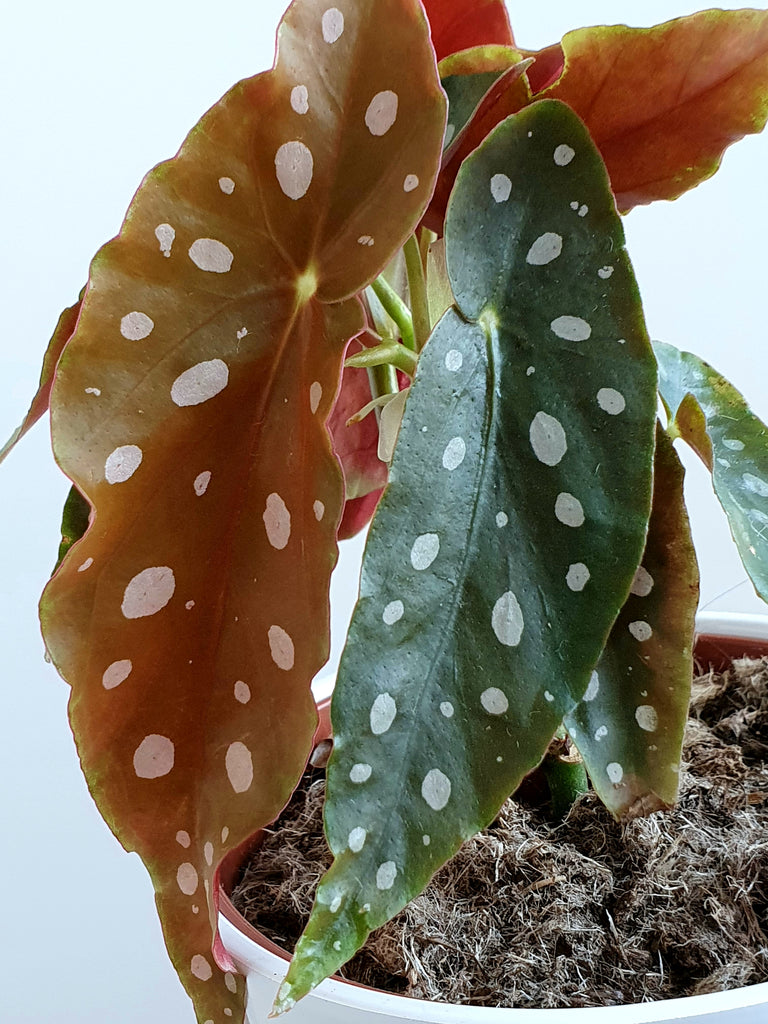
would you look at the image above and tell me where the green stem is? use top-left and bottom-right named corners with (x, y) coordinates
top-left (346, 343), bottom-right (418, 377)
top-left (541, 729), bottom-right (589, 821)
top-left (370, 275), bottom-right (416, 352)
top-left (404, 234), bottom-right (431, 352)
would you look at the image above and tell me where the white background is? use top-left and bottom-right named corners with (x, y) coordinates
top-left (1, 2), bottom-right (766, 1021)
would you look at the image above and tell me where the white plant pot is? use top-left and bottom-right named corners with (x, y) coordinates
top-left (219, 612), bottom-right (768, 1024)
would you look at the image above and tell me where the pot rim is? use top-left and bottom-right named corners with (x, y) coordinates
top-left (218, 611), bottom-right (768, 1021)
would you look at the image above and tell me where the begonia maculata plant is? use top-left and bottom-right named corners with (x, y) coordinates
top-left (5, 1), bottom-right (768, 1021)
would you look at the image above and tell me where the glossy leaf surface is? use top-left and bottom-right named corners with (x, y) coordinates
top-left (655, 340), bottom-right (768, 604)
top-left (0, 294), bottom-right (82, 464)
top-left (39, 2), bottom-right (446, 1022)
top-left (277, 99), bottom-right (657, 1010)
top-left (544, 10), bottom-right (768, 211)
top-left (565, 427), bottom-right (699, 818)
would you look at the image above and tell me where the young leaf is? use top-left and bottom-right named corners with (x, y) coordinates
top-left (0, 293), bottom-right (82, 464)
top-left (544, 11), bottom-right (768, 211)
top-left (565, 427), bottom-right (699, 818)
top-left (422, 0), bottom-right (514, 62)
top-left (38, 2), bottom-right (446, 1022)
top-left (276, 99), bottom-right (658, 1011)
top-left (655, 340), bottom-right (768, 603)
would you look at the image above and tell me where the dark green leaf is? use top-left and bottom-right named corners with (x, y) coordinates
top-left (565, 426), bottom-right (699, 817)
top-left (277, 99), bottom-right (657, 1011)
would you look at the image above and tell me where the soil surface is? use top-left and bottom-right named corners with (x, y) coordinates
top-left (231, 658), bottom-right (768, 1008)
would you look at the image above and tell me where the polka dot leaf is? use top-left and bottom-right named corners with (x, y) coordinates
top-left (655, 340), bottom-right (768, 604)
top-left (37, 2), bottom-right (445, 1022)
top-left (277, 99), bottom-right (657, 1010)
top-left (565, 428), bottom-right (700, 817)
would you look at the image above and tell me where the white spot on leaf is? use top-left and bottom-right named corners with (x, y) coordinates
top-left (77, 557), bottom-right (93, 573)
top-left (723, 438), bottom-right (745, 451)
top-left (218, 177), bottom-right (235, 194)
top-left (597, 388), bottom-right (626, 415)
top-left (403, 174), bottom-right (419, 193)
top-left (411, 533), bottom-right (440, 570)
top-left (268, 625), bottom-right (295, 671)
top-left (630, 566), bottom-right (654, 597)
top-left (566, 563), bottom-right (590, 591)
top-left (264, 492), bottom-right (291, 550)
top-left (490, 173), bottom-right (512, 203)
top-left (554, 144), bottom-right (575, 166)
top-left (370, 693), bottom-right (396, 735)
top-left (440, 701), bottom-right (454, 718)
top-left (357, 235), bottom-right (374, 246)
top-left (177, 863), bottom-right (199, 896)
top-left (310, 381), bottom-right (323, 414)
top-left (226, 741), bottom-right (254, 793)
top-left (234, 681), bottom-right (251, 704)
top-left (530, 411), bottom-right (567, 466)
top-left (555, 492), bottom-right (585, 528)
top-left (635, 705), bottom-right (659, 732)
top-left (120, 311), bottom-right (154, 341)
top-left (134, 735), bottom-right (174, 779)
top-left (629, 621), bottom-right (653, 642)
top-left (496, 512), bottom-right (508, 528)
top-left (584, 671), bottom-right (600, 702)
top-left (422, 768), bottom-right (451, 811)
top-left (122, 566), bottom-right (175, 619)
top-left (102, 659), bottom-right (132, 690)
top-left (526, 232), bottom-right (563, 266)
top-left (313, 500), bottom-right (325, 521)
top-left (348, 827), bottom-right (367, 853)
top-left (194, 471), bottom-right (212, 496)
top-left (350, 763), bottom-right (372, 783)
top-left (743, 473), bottom-right (768, 498)
top-left (598, 266), bottom-right (614, 279)
top-left (551, 316), bottom-right (592, 342)
top-left (376, 861), bottom-right (397, 890)
top-left (481, 687), bottom-right (509, 715)
top-left (492, 592), bottom-right (524, 647)
top-left (322, 7), bottom-right (344, 43)
top-left (383, 600), bottom-right (404, 625)
top-left (445, 349), bottom-right (463, 372)
top-left (188, 238), bottom-right (234, 273)
top-left (594, 726), bottom-right (608, 741)
top-left (171, 359), bottom-right (229, 407)
top-left (191, 955), bottom-right (213, 982)
top-left (606, 763), bottom-right (624, 784)
top-left (105, 444), bottom-right (143, 484)
top-left (365, 91), bottom-right (398, 136)
top-left (442, 436), bottom-right (466, 471)
top-left (290, 85), bottom-right (309, 115)
top-left (155, 223), bottom-right (175, 257)
top-left (275, 141), bottom-right (314, 200)
top-left (176, 830), bottom-right (191, 848)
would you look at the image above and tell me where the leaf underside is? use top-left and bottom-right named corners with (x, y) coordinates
top-left (566, 426), bottom-right (699, 818)
top-left (655, 340), bottom-right (768, 604)
top-left (277, 99), bottom-right (657, 1011)
top-left (0, 293), bottom-right (82, 464)
top-left (544, 10), bottom-right (768, 211)
top-left (422, 0), bottom-right (514, 63)
top-left (39, 2), bottom-right (446, 1021)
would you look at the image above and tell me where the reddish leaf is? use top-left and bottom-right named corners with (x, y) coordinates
top-left (422, 0), bottom-right (514, 62)
top-left (0, 293), bottom-right (82, 463)
top-left (544, 11), bottom-right (768, 210)
top-left (39, 2), bottom-right (445, 1022)
top-left (522, 42), bottom-right (565, 94)
top-left (328, 343), bottom-right (387, 540)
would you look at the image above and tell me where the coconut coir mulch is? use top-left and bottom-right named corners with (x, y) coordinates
top-left (231, 658), bottom-right (768, 1008)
